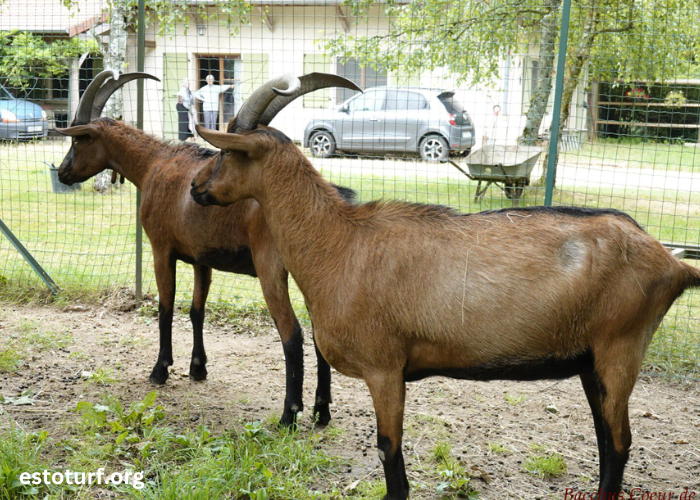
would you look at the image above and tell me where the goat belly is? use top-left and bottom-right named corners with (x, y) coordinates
top-left (403, 350), bottom-right (594, 382)
top-left (195, 248), bottom-right (257, 277)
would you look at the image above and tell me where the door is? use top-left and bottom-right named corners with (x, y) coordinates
top-left (382, 90), bottom-right (430, 152)
top-left (163, 53), bottom-right (188, 141)
top-left (335, 89), bottom-right (386, 152)
top-left (197, 55), bottom-right (241, 130)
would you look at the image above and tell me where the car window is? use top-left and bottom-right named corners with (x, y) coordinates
top-left (386, 91), bottom-right (428, 111)
top-left (347, 90), bottom-right (385, 112)
top-left (438, 93), bottom-right (466, 114)
top-left (438, 92), bottom-right (472, 126)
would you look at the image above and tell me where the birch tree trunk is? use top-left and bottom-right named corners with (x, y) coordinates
top-left (94, 0), bottom-right (128, 194)
top-left (519, 0), bottom-right (562, 147)
top-left (540, 1), bottom-right (601, 187)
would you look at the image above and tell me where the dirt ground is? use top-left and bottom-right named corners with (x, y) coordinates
top-left (1, 301), bottom-right (699, 499)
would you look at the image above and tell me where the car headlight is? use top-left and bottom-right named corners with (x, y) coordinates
top-left (41, 109), bottom-right (47, 121)
top-left (1, 110), bottom-right (20, 123)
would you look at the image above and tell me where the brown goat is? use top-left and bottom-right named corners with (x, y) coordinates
top-left (56, 71), bottom-right (359, 426)
top-left (190, 124), bottom-right (700, 499)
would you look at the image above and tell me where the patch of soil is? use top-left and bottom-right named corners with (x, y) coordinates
top-left (1, 302), bottom-right (699, 499)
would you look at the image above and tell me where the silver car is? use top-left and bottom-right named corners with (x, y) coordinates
top-left (303, 87), bottom-right (475, 161)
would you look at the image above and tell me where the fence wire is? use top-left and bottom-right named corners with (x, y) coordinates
top-left (1, 0), bottom-right (699, 378)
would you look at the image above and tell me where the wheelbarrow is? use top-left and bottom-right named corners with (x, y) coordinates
top-left (448, 145), bottom-right (542, 206)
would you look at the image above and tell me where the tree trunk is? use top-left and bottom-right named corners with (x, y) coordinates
top-left (94, 0), bottom-right (128, 194)
top-left (519, 0), bottom-right (562, 147)
top-left (540, 0), bottom-right (600, 188)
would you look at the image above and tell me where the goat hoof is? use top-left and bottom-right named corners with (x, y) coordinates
top-left (189, 363), bottom-right (208, 382)
top-left (279, 409), bottom-right (299, 428)
top-left (313, 404), bottom-right (331, 426)
top-left (382, 493), bottom-right (409, 500)
top-left (148, 367), bottom-right (169, 385)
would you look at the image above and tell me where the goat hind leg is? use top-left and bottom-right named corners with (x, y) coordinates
top-left (366, 370), bottom-right (409, 500)
top-left (594, 345), bottom-right (640, 496)
top-left (189, 265), bottom-right (212, 381)
top-left (580, 371), bottom-right (607, 484)
top-left (149, 254), bottom-right (177, 385)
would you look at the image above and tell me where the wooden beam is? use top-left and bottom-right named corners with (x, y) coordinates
top-left (598, 101), bottom-right (700, 108)
top-left (596, 120), bottom-right (700, 129)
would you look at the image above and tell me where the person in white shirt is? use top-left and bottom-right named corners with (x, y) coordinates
top-left (194, 75), bottom-right (235, 130)
top-left (176, 78), bottom-right (197, 141)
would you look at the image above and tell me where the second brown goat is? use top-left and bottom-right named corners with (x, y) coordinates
top-left (56, 71), bottom-right (359, 426)
top-left (191, 122), bottom-right (700, 499)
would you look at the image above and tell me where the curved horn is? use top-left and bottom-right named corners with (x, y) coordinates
top-left (233, 73), bottom-right (301, 132)
top-left (91, 72), bottom-right (161, 120)
top-left (258, 73), bottom-right (362, 126)
top-left (72, 69), bottom-right (119, 125)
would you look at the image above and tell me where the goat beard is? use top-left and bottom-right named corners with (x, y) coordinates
top-left (110, 170), bottom-right (125, 185)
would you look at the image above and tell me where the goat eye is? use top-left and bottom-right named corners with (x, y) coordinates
top-left (224, 151), bottom-right (232, 156)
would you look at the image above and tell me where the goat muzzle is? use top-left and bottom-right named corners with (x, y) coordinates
top-left (190, 186), bottom-right (215, 207)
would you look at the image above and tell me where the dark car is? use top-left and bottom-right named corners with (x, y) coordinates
top-left (0, 84), bottom-right (48, 140)
top-left (304, 87), bottom-right (476, 161)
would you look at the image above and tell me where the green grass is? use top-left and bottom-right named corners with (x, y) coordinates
top-left (0, 392), bottom-right (345, 500)
top-left (561, 138), bottom-right (700, 174)
top-left (522, 451), bottom-right (567, 479)
top-left (85, 367), bottom-right (119, 386)
top-left (487, 443), bottom-right (510, 456)
top-left (431, 442), bottom-right (479, 499)
top-left (504, 393), bottom-right (526, 405)
top-left (0, 317), bottom-right (73, 373)
top-left (2, 139), bottom-right (700, 376)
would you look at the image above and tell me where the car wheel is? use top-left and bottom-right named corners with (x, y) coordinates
top-left (419, 135), bottom-right (449, 162)
top-left (309, 130), bottom-right (336, 158)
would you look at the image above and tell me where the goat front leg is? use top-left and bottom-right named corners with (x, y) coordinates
top-left (366, 370), bottom-right (409, 500)
top-left (254, 251), bottom-right (305, 426)
top-left (189, 265), bottom-right (212, 381)
top-left (313, 334), bottom-right (333, 426)
top-left (148, 253), bottom-right (177, 385)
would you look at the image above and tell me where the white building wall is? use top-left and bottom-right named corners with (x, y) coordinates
top-left (119, 4), bottom-right (587, 147)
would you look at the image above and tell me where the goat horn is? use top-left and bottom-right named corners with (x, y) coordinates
top-left (91, 72), bottom-right (160, 120)
top-left (232, 73), bottom-right (302, 132)
top-left (72, 69), bottom-right (119, 125)
top-left (257, 73), bottom-right (362, 126)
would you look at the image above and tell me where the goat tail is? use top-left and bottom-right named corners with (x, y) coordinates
top-left (681, 262), bottom-right (700, 288)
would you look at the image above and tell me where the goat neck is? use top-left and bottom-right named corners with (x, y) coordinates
top-left (93, 120), bottom-right (165, 191)
top-left (255, 151), bottom-right (353, 299)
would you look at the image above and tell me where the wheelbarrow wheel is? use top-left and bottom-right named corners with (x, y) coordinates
top-left (504, 180), bottom-right (527, 205)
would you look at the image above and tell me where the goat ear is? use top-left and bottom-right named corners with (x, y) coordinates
top-left (55, 124), bottom-right (99, 138)
top-left (196, 125), bottom-right (262, 157)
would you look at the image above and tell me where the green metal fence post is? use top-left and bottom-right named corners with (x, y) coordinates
top-left (0, 218), bottom-right (59, 295)
top-left (544, 0), bottom-right (572, 206)
top-left (135, 0), bottom-right (145, 301)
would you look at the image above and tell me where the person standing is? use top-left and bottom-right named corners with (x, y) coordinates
top-left (176, 78), bottom-right (197, 141)
top-left (194, 74), bottom-right (235, 130)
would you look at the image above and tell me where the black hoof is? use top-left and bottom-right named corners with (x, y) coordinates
top-left (279, 404), bottom-right (301, 427)
top-left (313, 403), bottom-right (331, 426)
top-left (382, 494), bottom-right (408, 500)
top-left (148, 365), bottom-right (170, 385)
top-left (189, 362), bottom-right (208, 381)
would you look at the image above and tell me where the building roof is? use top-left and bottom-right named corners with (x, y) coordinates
top-left (0, 0), bottom-right (107, 36)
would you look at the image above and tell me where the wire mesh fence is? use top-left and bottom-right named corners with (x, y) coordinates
top-left (1, 0), bottom-right (699, 378)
